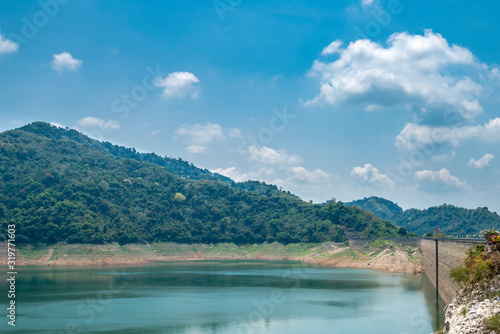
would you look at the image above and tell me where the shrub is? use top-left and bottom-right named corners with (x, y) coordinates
top-left (450, 245), bottom-right (500, 292)
top-left (483, 314), bottom-right (500, 332)
top-left (484, 229), bottom-right (500, 247)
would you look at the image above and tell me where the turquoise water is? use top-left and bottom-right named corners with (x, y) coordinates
top-left (0, 261), bottom-right (444, 333)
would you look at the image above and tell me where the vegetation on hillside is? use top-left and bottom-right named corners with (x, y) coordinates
top-left (483, 314), bottom-right (500, 332)
top-left (346, 196), bottom-right (403, 221)
top-left (448, 230), bottom-right (500, 332)
top-left (0, 122), bottom-right (409, 245)
top-left (450, 230), bottom-right (500, 293)
top-left (346, 197), bottom-right (500, 237)
top-left (19, 121), bottom-right (232, 183)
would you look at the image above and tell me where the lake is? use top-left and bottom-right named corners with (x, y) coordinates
top-left (0, 261), bottom-right (444, 333)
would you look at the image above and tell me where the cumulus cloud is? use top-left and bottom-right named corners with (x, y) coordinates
top-left (414, 168), bottom-right (465, 190)
top-left (186, 144), bottom-right (208, 154)
top-left (175, 123), bottom-right (225, 144)
top-left (212, 166), bottom-right (276, 183)
top-left (247, 146), bottom-right (302, 165)
top-left (361, 0), bottom-right (379, 7)
top-left (154, 71), bottom-right (200, 99)
top-left (272, 166), bottom-right (332, 201)
top-left (211, 166), bottom-right (249, 182)
top-left (51, 52), bottom-right (82, 72)
top-left (396, 118), bottom-right (500, 150)
top-left (77, 117), bottom-right (120, 130)
top-left (468, 153), bottom-right (494, 169)
top-left (321, 40), bottom-right (343, 56)
top-left (228, 128), bottom-right (244, 138)
top-left (287, 166), bottom-right (330, 183)
top-left (430, 151), bottom-right (456, 163)
top-left (50, 122), bottom-right (65, 129)
top-left (306, 30), bottom-right (497, 121)
top-left (351, 163), bottom-right (394, 187)
top-left (0, 29), bottom-right (19, 54)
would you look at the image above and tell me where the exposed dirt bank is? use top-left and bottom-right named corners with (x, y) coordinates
top-left (4, 240), bottom-right (423, 274)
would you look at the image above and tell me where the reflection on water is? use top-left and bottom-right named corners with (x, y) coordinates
top-left (421, 273), bottom-right (447, 330)
top-left (0, 261), bottom-right (444, 333)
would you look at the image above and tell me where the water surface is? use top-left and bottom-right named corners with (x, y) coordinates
top-left (0, 261), bottom-right (444, 333)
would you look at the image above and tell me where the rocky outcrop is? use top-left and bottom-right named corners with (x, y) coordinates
top-left (440, 276), bottom-right (500, 333)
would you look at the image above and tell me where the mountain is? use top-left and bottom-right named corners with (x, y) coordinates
top-left (346, 197), bottom-right (403, 221)
top-left (346, 196), bottom-right (500, 237)
top-left (0, 122), bottom-right (409, 245)
top-left (396, 205), bottom-right (500, 237)
top-left (20, 121), bottom-right (233, 183)
top-left (19, 122), bottom-right (291, 197)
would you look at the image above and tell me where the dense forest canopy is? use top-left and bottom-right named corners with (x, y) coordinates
top-left (346, 197), bottom-right (500, 237)
top-left (0, 122), bottom-right (410, 245)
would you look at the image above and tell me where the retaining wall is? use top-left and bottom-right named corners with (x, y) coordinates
top-left (349, 238), bottom-right (485, 304)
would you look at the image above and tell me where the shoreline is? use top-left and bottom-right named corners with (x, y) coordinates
top-left (6, 240), bottom-right (424, 274)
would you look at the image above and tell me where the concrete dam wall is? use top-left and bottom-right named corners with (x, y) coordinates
top-left (349, 238), bottom-right (485, 304)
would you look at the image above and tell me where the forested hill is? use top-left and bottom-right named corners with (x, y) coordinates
top-left (19, 121), bottom-right (232, 183)
top-left (17, 122), bottom-right (290, 197)
top-left (346, 197), bottom-right (403, 221)
top-left (346, 197), bottom-right (500, 237)
top-left (0, 122), bottom-right (408, 245)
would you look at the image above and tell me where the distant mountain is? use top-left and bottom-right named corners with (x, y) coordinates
top-left (346, 197), bottom-right (403, 221)
top-left (346, 196), bottom-right (500, 237)
top-left (0, 122), bottom-right (408, 245)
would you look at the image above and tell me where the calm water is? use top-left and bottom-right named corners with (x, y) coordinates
top-left (0, 261), bottom-right (444, 333)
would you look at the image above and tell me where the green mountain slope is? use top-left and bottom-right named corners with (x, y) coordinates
top-left (346, 196), bottom-right (403, 221)
top-left (346, 196), bottom-right (500, 236)
top-left (0, 122), bottom-right (407, 244)
top-left (19, 122), bottom-right (232, 183)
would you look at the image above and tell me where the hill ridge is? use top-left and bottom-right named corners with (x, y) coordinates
top-left (0, 122), bottom-right (410, 245)
top-left (346, 196), bottom-right (500, 236)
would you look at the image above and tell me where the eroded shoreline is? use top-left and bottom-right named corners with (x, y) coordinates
top-left (5, 240), bottom-right (424, 274)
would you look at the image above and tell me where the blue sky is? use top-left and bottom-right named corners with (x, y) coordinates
top-left (1, 0), bottom-right (500, 212)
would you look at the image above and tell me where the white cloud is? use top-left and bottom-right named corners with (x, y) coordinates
top-left (430, 151), bottom-right (456, 163)
top-left (212, 166), bottom-right (276, 183)
top-left (321, 40), bottom-right (343, 55)
top-left (414, 168), bottom-right (465, 190)
top-left (154, 71), bottom-right (200, 99)
top-left (468, 153), bottom-right (494, 169)
top-left (351, 164), bottom-right (394, 187)
top-left (306, 30), bottom-right (496, 121)
top-left (228, 128), bottom-right (244, 138)
top-left (186, 144), bottom-right (208, 154)
top-left (212, 163), bottom-right (333, 202)
top-left (361, 0), bottom-right (378, 7)
top-left (77, 117), bottom-right (120, 130)
top-left (175, 123), bottom-right (225, 144)
top-left (273, 166), bottom-right (332, 201)
top-left (396, 118), bottom-right (500, 150)
top-left (211, 166), bottom-right (248, 182)
top-left (247, 146), bottom-right (302, 165)
top-left (150, 130), bottom-right (161, 135)
top-left (365, 104), bottom-right (382, 112)
top-left (51, 52), bottom-right (82, 72)
top-left (50, 122), bottom-right (65, 129)
top-left (287, 166), bottom-right (330, 183)
top-left (0, 29), bottom-right (19, 54)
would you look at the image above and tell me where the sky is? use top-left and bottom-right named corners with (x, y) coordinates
top-left (1, 0), bottom-right (499, 212)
